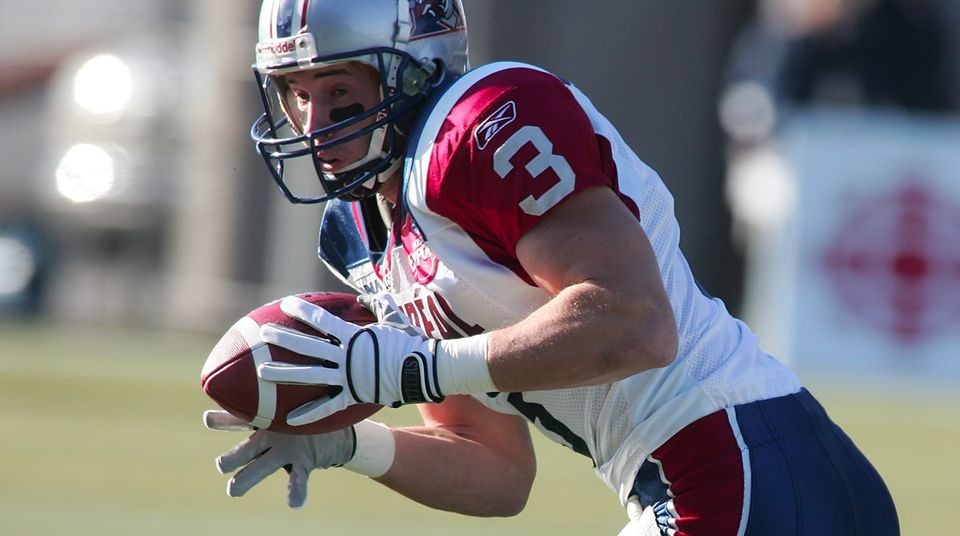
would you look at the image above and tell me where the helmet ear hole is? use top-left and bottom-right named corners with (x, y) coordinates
top-left (401, 59), bottom-right (439, 97)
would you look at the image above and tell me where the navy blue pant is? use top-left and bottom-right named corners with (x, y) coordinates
top-left (630, 389), bottom-right (899, 535)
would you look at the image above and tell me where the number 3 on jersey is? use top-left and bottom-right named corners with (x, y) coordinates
top-left (493, 125), bottom-right (575, 216)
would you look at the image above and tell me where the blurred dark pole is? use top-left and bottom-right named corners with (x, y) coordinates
top-left (165, 1), bottom-right (257, 329)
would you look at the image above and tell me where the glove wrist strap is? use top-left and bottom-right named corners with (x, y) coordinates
top-left (343, 420), bottom-right (395, 478)
top-left (435, 334), bottom-right (497, 395)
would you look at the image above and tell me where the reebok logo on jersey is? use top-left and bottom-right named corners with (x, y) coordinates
top-left (474, 101), bottom-right (517, 150)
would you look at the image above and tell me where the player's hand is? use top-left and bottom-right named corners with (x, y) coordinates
top-left (258, 295), bottom-right (444, 426)
top-left (203, 409), bottom-right (354, 509)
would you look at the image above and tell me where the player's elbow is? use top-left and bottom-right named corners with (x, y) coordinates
top-left (646, 309), bottom-right (679, 369)
top-left (485, 493), bottom-right (529, 518)
top-left (476, 458), bottom-right (535, 517)
top-left (484, 473), bottom-right (534, 517)
top-left (614, 305), bottom-right (678, 374)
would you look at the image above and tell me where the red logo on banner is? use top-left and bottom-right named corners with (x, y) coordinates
top-left (822, 180), bottom-right (960, 342)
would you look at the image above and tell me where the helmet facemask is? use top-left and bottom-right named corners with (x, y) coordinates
top-left (252, 46), bottom-right (439, 204)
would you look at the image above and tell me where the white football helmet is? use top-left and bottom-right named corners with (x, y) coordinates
top-left (251, 0), bottom-right (469, 203)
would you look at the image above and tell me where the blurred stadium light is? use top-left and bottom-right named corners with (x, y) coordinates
top-left (53, 53), bottom-right (132, 204)
top-left (0, 231), bottom-right (37, 307)
top-left (41, 34), bottom-right (180, 226)
top-left (72, 54), bottom-right (134, 117)
top-left (31, 33), bottom-right (184, 326)
top-left (0, 0), bottom-right (341, 329)
top-left (55, 143), bottom-right (120, 204)
top-left (0, 235), bottom-right (35, 295)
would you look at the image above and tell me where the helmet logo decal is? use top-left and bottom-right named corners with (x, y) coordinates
top-left (409, 0), bottom-right (465, 40)
top-left (272, 0), bottom-right (310, 38)
top-left (474, 101), bottom-right (517, 151)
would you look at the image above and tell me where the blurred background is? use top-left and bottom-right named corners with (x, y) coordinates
top-left (1, 0), bottom-right (958, 534)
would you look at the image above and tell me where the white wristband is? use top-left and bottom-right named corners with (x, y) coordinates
top-left (343, 420), bottom-right (395, 478)
top-left (435, 334), bottom-right (497, 395)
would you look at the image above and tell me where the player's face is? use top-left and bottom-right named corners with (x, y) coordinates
top-left (277, 62), bottom-right (382, 175)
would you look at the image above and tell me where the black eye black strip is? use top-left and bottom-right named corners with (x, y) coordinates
top-left (330, 103), bottom-right (365, 124)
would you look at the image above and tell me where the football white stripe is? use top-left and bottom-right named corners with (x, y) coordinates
top-left (234, 316), bottom-right (276, 429)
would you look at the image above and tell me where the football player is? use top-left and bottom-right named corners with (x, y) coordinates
top-left (204, 1), bottom-right (899, 534)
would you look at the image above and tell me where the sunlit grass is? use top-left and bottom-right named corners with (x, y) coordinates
top-left (1, 319), bottom-right (954, 534)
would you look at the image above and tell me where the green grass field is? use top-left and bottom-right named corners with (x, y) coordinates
top-left (1, 319), bottom-right (956, 535)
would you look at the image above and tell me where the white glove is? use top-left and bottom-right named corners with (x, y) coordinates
top-left (617, 496), bottom-right (663, 536)
top-left (356, 292), bottom-right (420, 335)
top-left (258, 295), bottom-right (445, 426)
top-left (204, 410), bottom-right (355, 509)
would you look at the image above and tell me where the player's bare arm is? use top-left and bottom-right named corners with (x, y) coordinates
top-left (351, 187), bottom-right (675, 516)
top-left (248, 186), bottom-right (678, 423)
top-left (487, 185), bottom-right (679, 392)
top-left (375, 395), bottom-right (536, 517)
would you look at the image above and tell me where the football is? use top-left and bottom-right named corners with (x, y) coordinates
top-left (200, 291), bottom-right (382, 434)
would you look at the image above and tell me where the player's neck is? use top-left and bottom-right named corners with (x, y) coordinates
top-left (374, 193), bottom-right (395, 229)
top-left (377, 173), bottom-right (402, 206)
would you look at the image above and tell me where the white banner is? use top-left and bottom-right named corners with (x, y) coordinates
top-left (739, 110), bottom-right (960, 382)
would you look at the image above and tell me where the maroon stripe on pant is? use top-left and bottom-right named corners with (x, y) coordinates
top-left (650, 409), bottom-right (745, 536)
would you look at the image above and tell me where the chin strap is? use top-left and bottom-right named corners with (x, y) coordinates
top-left (334, 123), bottom-right (391, 175)
top-left (367, 157), bottom-right (403, 188)
top-left (327, 153), bottom-right (401, 200)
